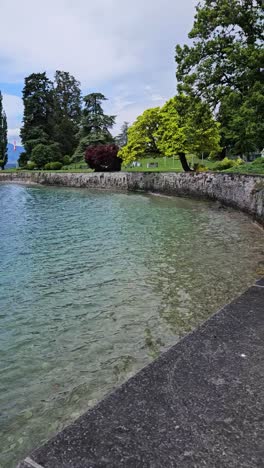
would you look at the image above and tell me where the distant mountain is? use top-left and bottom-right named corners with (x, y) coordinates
top-left (7, 143), bottom-right (24, 165)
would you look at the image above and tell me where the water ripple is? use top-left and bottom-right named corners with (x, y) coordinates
top-left (0, 184), bottom-right (263, 467)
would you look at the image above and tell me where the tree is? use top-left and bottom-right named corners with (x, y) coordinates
top-left (18, 152), bottom-right (29, 168)
top-left (157, 95), bottom-right (221, 171)
top-left (85, 144), bottom-right (122, 171)
top-left (175, 0), bottom-right (264, 155)
top-left (0, 91), bottom-right (8, 169)
top-left (53, 70), bottom-right (81, 157)
top-left (176, 0), bottom-right (263, 106)
top-left (74, 93), bottom-right (115, 160)
top-left (31, 144), bottom-right (56, 169)
top-left (20, 73), bottom-right (54, 157)
top-left (115, 121), bottom-right (129, 147)
top-left (118, 108), bottom-right (161, 165)
top-left (218, 82), bottom-right (264, 158)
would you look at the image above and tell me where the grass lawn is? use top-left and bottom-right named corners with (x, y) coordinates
top-left (2, 157), bottom-right (263, 175)
top-left (225, 158), bottom-right (264, 175)
top-left (123, 155), bottom-right (216, 172)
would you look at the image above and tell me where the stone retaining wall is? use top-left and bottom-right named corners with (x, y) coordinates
top-left (1, 171), bottom-right (263, 223)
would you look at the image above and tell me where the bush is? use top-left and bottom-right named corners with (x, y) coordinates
top-left (85, 144), bottom-right (122, 172)
top-left (27, 161), bottom-right (36, 170)
top-left (193, 163), bottom-right (208, 172)
top-left (18, 152), bottom-right (29, 168)
top-left (44, 161), bottom-right (63, 170)
top-left (0, 159), bottom-right (4, 169)
top-left (31, 144), bottom-right (54, 168)
top-left (63, 155), bottom-right (71, 165)
top-left (49, 143), bottom-right (63, 162)
top-left (252, 157), bottom-right (264, 166)
top-left (213, 157), bottom-right (243, 171)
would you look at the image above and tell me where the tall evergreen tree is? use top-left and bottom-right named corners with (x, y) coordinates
top-left (53, 70), bottom-right (82, 157)
top-left (0, 91), bottom-right (8, 169)
top-left (74, 93), bottom-right (115, 160)
top-left (20, 73), bottom-right (54, 160)
top-left (115, 121), bottom-right (129, 147)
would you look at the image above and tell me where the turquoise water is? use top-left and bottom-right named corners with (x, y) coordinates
top-left (0, 183), bottom-right (263, 467)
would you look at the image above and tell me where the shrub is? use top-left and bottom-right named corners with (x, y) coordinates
top-left (85, 144), bottom-right (122, 172)
top-left (31, 144), bottom-right (54, 168)
top-left (27, 161), bottom-right (36, 170)
top-left (213, 157), bottom-right (243, 171)
top-left (49, 143), bottom-right (63, 162)
top-left (63, 155), bottom-right (71, 165)
top-left (252, 157), bottom-right (264, 166)
top-left (18, 152), bottom-right (29, 168)
top-left (193, 163), bottom-right (208, 172)
top-left (44, 161), bottom-right (63, 170)
top-left (0, 159), bottom-right (4, 169)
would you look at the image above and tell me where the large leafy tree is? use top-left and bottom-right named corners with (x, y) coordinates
top-left (53, 70), bottom-right (82, 157)
top-left (218, 82), bottom-right (264, 157)
top-left (118, 108), bottom-right (161, 165)
top-left (20, 73), bottom-right (55, 161)
top-left (157, 95), bottom-right (221, 171)
top-left (175, 0), bottom-right (264, 157)
top-left (120, 95), bottom-right (220, 171)
top-left (74, 93), bottom-right (115, 160)
top-left (0, 91), bottom-right (8, 169)
top-left (176, 0), bottom-right (263, 105)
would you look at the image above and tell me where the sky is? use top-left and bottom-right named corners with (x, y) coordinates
top-left (0, 0), bottom-right (197, 145)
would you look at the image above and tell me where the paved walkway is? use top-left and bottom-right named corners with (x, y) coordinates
top-left (19, 279), bottom-right (264, 468)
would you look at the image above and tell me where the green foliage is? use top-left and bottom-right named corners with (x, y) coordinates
top-left (115, 121), bottom-right (129, 147)
top-left (175, 0), bottom-right (264, 157)
top-left (48, 142), bottom-right (63, 162)
top-left (213, 157), bottom-right (243, 171)
top-left (119, 96), bottom-right (220, 171)
top-left (20, 73), bottom-right (54, 157)
top-left (31, 144), bottom-right (55, 169)
top-left (156, 95), bottom-right (220, 171)
top-left (118, 108), bottom-right (161, 165)
top-left (219, 82), bottom-right (264, 157)
top-left (18, 151), bottom-right (29, 168)
top-left (44, 161), bottom-right (63, 170)
top-left (225, 156), bottom-right (264, 174)
top-left (27, 161), bottom-right (36, 170)
top-left (176, 0), bottom-right (263, 106)
top-left (53, 71), bottom-right (81, 156)
top-left (0, 91), bottom-right (8, 168)
top-left (74, 93), bottom-right (115, 161)
top-left (63, 155), bottom-right (71, 165)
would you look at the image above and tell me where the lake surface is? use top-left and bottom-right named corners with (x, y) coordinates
top-left (0, 183), bottom-right (263, 467)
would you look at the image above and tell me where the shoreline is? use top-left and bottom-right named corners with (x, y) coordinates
top-left (0, 171), bottom-right (263, 224)
top-left (18, 278), bottom-right (264, 468)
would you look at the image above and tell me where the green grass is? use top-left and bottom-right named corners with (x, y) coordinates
top-left (225, 157), bottom-right (264, 175)
top-left (2, 156), bottom-right (264, 175)
top-left (123, 155), bottom-right (216, 172)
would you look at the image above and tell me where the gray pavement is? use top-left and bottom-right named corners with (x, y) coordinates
top-left (18, 280), bottom-right (264, 468)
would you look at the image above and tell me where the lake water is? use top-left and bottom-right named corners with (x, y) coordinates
top-left (0, 183), bottom-right (263, 467)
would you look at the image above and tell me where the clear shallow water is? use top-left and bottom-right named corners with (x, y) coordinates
top-left (0, 183), bottom-right (263, 467)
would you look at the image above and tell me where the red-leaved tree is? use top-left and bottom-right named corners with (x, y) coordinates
top-left (85, 144), bottom-right (122, 172)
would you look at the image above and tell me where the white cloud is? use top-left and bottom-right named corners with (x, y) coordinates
top-left (0, 0), bottom-right (197, 142)
top-left (8, 128), bottom-right (22, 144)
top-left (0, 0), bottom-right (196, 85)
top-left (2, 94), bottom-right (23, 143)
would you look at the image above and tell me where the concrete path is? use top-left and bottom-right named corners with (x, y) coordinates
top-left (19, 280), bottom-right (264, 468)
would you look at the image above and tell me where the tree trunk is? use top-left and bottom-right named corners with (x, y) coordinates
top-left (179, 152), bottom-right (193, 172)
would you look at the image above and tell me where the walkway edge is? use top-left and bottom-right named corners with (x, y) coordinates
top-left (18, 279), bottom-right (264, 467)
